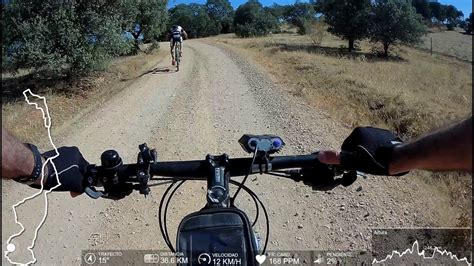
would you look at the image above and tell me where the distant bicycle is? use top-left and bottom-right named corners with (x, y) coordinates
top-left (167, 25), bottom-right (187, 72)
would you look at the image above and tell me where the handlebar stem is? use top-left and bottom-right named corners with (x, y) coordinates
top-left (205, 154), bottom-right (231, 208)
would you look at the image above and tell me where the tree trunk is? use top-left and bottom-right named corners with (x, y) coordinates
top-left (383, 42), bottom-right (389, 57)
top-left (348, 39), bottom-right (354, 52)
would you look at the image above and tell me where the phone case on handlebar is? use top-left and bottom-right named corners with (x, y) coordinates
top-left (176, 207), bottom-right (258, 266)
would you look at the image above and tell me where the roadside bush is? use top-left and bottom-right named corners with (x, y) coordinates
top-left (144, 41), bottom-right (160, 54)
top-left (2, 0), bottom-right (136, 77)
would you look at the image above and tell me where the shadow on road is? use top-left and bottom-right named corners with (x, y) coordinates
top-left (120, 66), bottom-right (177, 82)
top-left (150, 66), bottom-right (177, 74)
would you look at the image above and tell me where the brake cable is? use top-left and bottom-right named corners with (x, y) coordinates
top-left (231, 145), bottom-right (258, 203)
top-left (229, 180), bottom-right (260, 227)
top-left (229, 142), bottom-right (271, 254)
top-left (163, 180), bottom-right (185, 251)
top-left (266, 171), bottom-right (293, 178)
top-left (158, 181), bottom-right (179, 251)
top-left (230, 179), bottom-right (269, 254)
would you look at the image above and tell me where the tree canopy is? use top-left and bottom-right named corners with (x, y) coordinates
top-left (316, 0), bottom-right (372, 51)
top-left (206, 0), bottom-right (234, 33)
top-left (233, 0), bottom-right (278, 37)
top-left (169, 4), bottom-right (217, 38)
top-left (411, 0), bottom-right (430, 19)
top-left (370, 0), bottom-right (426, 56)
top-left (466, 13), bottom-right (473, 34)
top-left (281, 2), bottom-right (317, 35)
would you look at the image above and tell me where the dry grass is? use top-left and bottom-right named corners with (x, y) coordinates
top-left (418, 30), bottom-right (472, 62)
top-left (306, 21), bottom-right (326, 46)
top-left (2, 47), bottom-right (167, 147)
top-left (212, 33), bottom-right (472, 138)
top-left (210, 33), bottom-right (472, 224)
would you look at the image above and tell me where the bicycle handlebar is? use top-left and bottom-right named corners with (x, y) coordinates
top-left (83, 137), bottom-right (352, 199)
top-left (92, 154), bottom-right (319, 181)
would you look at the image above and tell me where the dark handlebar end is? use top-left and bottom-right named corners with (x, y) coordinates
top-left (101, 150), bottom-right (123, 169)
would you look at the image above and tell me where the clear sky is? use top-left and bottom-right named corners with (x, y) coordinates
top-left (167, 0), bottom-right (473, 18)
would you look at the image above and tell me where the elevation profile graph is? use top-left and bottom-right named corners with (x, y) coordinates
top-left (372, 228), bottom-right (472, 265)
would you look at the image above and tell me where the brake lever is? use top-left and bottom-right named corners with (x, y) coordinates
top-left (97, 183), bottom-right (137, 200)
top-left (84, 166), bottom-right (105, 199)
top-left (83, 160), bottom-right (135, 200)
top-left (84, 187), bottom-right (105, 199)
top-left (288, 162), bottom-right (357, 190)
top-left (84, 184), bottom-right (137, 200)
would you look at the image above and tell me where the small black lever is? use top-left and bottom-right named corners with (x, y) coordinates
top-left (84, 187), bottom-right (104, 199)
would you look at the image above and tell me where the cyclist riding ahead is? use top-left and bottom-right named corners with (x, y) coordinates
top-left (167, 25), bottom-right (188, 66)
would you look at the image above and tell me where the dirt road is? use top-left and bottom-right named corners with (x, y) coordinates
top-left (2, 40), bottom-right (463, 265)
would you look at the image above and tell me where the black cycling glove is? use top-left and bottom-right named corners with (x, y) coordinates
top-left (36, 146), bottom-right (90, 193)
top-left (339, 127), bottom-right (406, 176)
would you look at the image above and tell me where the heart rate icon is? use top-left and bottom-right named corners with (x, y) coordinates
top-left (255, 255), bottom-right (266, 264)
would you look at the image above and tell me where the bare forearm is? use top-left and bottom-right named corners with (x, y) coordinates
top-left (390, 116), bottom-right (472, 174)
top-left (2, 126), bottom-right (35, 178)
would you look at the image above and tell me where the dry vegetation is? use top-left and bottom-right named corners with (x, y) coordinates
top-left (418, 29), bottom-right (473, 62)
top-left (2, 47), bottom-right (167, 146)
top-left (210, 32), bottom-right (472, 225)
top-left (212, 33), bottom-right (471, 137)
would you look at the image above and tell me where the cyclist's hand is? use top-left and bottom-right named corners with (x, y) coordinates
top-left (38, 146), bottom-right (90, 196)
top-left (319, 127), bottom-right (407, 176)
